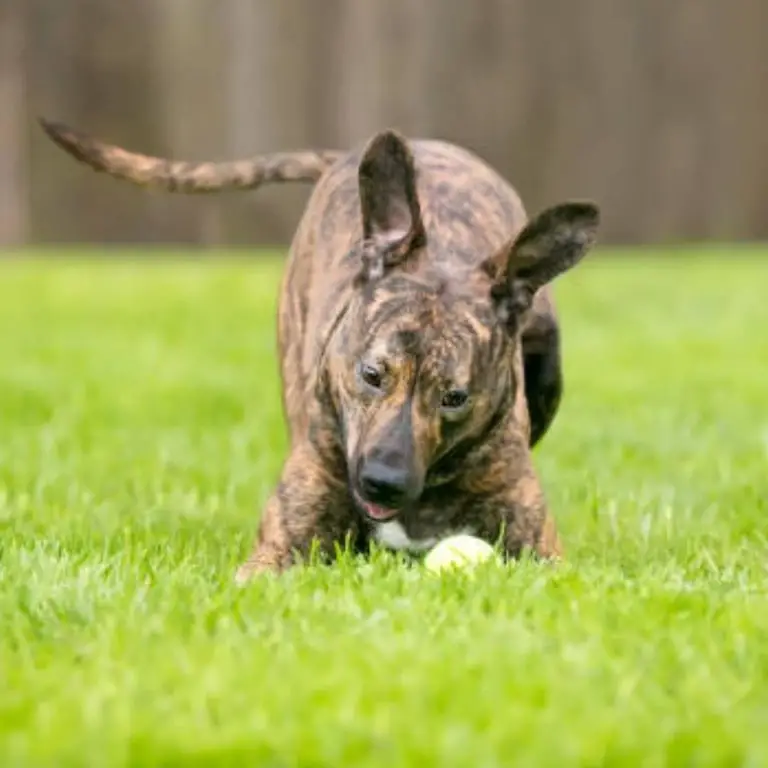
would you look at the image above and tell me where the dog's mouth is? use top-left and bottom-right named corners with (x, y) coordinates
top-left (352, 490), bottom-right (401, 522)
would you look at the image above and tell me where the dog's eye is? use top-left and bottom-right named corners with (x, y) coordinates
top-left (441, 389), bottom-right (469, 411)
top-left (359, 363), bottom-right (384, 390)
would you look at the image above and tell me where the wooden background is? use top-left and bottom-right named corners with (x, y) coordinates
top-left (2, 0), bottom-right (768, 248)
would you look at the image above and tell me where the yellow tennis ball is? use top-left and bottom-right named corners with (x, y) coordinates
top-left (423, 534), bottom-right (497, 573)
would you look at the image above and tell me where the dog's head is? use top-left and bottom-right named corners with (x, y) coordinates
top-left (329, 131), bottom-right (600, 523)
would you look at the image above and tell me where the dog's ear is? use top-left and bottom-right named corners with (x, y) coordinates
top-left (483, 201), bottom-right (600, 327)
top-left (357, 130), bottom-right (426, 283)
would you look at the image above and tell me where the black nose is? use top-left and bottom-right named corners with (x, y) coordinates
top-left (358, 463), bottom-right (410, 508)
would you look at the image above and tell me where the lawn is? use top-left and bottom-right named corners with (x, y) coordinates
top-left (0, 248), bottom-right (767, 766)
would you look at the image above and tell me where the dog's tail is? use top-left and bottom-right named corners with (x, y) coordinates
top-left (38, 117), bottom-right (345, 194)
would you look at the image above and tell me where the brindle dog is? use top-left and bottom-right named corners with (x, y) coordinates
top-left (38, 118), bottom-right (600, 581)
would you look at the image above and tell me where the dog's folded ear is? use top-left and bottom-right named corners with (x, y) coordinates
top-left (483, 201), bottom-right (600, 325)
top-left (357, 130), bottom-right (426, 283)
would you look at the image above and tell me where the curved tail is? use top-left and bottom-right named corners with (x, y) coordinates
top-left (38, 117), bottom-right (345, 194)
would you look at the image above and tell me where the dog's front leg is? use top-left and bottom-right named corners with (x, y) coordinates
top-left (477, 463), bottom-right (564, 562)
top-left (235, 443), bottom-right (355, 583)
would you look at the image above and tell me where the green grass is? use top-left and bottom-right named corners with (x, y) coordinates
top-left (1, 248), bottom-right (767, 766)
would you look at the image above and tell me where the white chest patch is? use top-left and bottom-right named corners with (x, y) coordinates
top-left (372, 521), bottom-right (437, 553)
top-left (372, 521), bottom-right (478, 553)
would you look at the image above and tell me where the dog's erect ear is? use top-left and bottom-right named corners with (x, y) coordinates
top-left (357, 130), bottom-right (426, 283)
top-left (483, 201), bottom-right (600, 326)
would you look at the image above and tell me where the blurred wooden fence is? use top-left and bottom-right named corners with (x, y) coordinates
top-left (2, 0), bottom-right (768, 248)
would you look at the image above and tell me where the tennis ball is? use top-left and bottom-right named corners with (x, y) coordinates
top-left (423, 534), bottom-right (497, 574)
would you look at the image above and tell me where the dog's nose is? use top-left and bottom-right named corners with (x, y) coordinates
top-left (358, 462), bottom-right (410, 509)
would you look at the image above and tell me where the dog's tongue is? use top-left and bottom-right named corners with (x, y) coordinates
top-left (363, 501), bottom-right (398, 521)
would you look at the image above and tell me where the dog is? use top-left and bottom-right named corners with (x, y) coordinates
top-left (39, 118), bottom-right (600, 580)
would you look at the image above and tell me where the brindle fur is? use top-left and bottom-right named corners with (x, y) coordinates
top-left (39, 118), bottom-right (600, 580)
